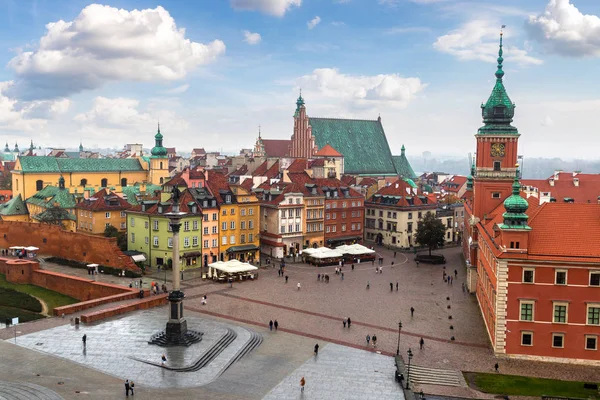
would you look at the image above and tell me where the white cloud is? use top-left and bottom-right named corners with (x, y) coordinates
top-left (230, 0), bottom-right (301, 17)
top-left (7, 4), bottom-right (225, 100)
top-left (243, 30), bottom-right (262, 45)
top-left (331, 21), bottom-right (346, 27)
top-left (73, 96), bottom-right (189, 138)
top-left (434, 20), bottom-right (543, 65)
top-left (307, 16), bottom-right (321, 30)
top-left (0, 81), bottom-right (68, 131)
top-left (525, 0), bottom-right (600, 57)
top-left (540, 115), bottom-right (554, 127)
top-left (163, 84), bottom-right (190, 95)
top-left (295, 68), bottom-right (425, 108)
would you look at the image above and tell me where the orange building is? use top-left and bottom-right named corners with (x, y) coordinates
top-left (463, 34), bottom-right (600, 365)
top-left (76, 189), bottom-right (131, 234)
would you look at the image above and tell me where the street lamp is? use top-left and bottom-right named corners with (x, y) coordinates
top-left (396, 321), bottom-right (402, 356)
top-left (406, 348), bottom-right (413, 390)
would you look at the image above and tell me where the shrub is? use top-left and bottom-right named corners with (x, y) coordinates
top-left (0, 288), bottom-right (42, 312)
top-left (45, 257), bottom-right (141, 278)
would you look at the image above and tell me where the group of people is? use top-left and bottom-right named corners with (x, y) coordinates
top-left (150, 281), bottom-right (167, 295)
top-left (365, 334), bottom-right (378, 347)
top-left (268, 319), bottom-right (279, 331)
top-left (342, 317), bottom-right (352, 328)
top-left (317, 273), bottom-right (330, 283)
top-left (124, 379), bottom-right (135, 396)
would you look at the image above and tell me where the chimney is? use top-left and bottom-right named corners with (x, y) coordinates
top-left (554, 170), bottom-right (560, 180)
top-left (549, 178), bottom-right (554, 187)
top-left (573, 178), bottom-right (579, 187)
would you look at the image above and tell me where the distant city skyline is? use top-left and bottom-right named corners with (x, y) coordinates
top-left (1, 0), bottom-right (600, 158)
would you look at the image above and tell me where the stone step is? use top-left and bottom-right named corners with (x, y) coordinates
top-left (407, 365), bottom-right (467, 388)
top-left (176, 328), bottom-right (238, 372)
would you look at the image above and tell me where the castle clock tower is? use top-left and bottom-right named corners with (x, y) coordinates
top-left (473, 32), bottom-right (520, 221)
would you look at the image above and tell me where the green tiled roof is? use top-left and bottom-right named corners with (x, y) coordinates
top-left (0, 194), bottom-right (28, 216)
top-left (32, 208), bottom-right (76, 222)
top-left (309, 118), bottom-right (396, 175)
top-left (121, 183), bottom-right (162, 205)
top-left (392, 148), bottom-right (416, 179)
top-left (18, 156), bottom-right (145, 173)
top-left (26, 185), bottom-right (76, 209)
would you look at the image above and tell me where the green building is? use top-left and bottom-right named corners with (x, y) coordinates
top-left (126, 189), bottom-right (203, 269)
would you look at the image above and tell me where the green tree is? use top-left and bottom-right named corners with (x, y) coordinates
top-left (103, 225), bottom-right (127, 251)
top-left (103, 224), bottom-right (119, 237)
top-left (415, 211), bottom-right (446, 256)
top-left (36, 206), bottom-right (71, 226)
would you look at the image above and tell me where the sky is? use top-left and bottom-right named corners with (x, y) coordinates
top-left (0, 0), bottom-right (600, 159)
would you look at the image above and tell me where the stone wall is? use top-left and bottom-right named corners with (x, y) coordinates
top-left (0, 220), bottom-right (140, 273)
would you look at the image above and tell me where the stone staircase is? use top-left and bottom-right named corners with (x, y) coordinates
top-left (175, 328), bottom-right (238, 372)
top-left (407, 365), bottom-right (467, 388)
top-left (0, 381), bottom-right (64, 400)
top-left (222, 329), bottom-right (263, 371)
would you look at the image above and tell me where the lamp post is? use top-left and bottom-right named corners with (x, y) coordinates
top-left (406, 348), bottom-right (413, 390)
top-left (149, 187), bottom-right (202, 347)
top-left (396, 321), bottom-right (402, 356)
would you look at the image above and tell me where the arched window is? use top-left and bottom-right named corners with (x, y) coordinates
top-left (160, 162), bottom-right (163, 169)
top-left (101, 178), bottom-right (108, 187)
top-left (80, 178), bottom-right (87, 187)
top-left (160, 177), bottom-right (164, 184)
top-left (121, 178), bottom-right (127, 187)
top-left (36, 180), bottom-right (43, 191)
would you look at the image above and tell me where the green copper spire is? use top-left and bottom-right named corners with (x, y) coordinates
top-left (4, 142), bottom-right (10, 152)
top-left (478, 31), bottom-right (518, 136)
top-left (500, 165), bottom-right (531, 229)
top-left (13, 142), bottom-right (19, 153)
top-left (151, 122), bottom-right (167, 157)
top-left (30, 140), bottom-right (34, 151)
top-left (295, 89), bottom-right (305, 117)
top-left (466, 159), bottom-right (475, 191)
top-left (79, 141), bottom-right (83, 152)
top-left (401, 144), bottom-right (406, 155)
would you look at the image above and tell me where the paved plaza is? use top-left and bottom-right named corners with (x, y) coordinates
top-left (2, 245), bottom-right (599, 399)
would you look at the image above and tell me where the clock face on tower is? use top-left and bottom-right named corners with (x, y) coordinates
top-left (491, 143), bottom-right (506, 157)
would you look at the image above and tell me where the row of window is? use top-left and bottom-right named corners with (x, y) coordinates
top-left (520, 331), bottom-right (598, 351)
top-left (522, 269), bottom-right (600, 286)
top-left (281, 224), bottom-right (302, 234)
top-left (36, 178), bottom-right (129, 191)
top-left (306, 222), bottom-right (324, 233)
top-left (281, 209), bottom-right (303, 218)
top-left (307, 209), bottom-right (324, 219)
top-left (366, 209), bottom-right (425, 220)
top-left (221, 220), bottom-right (254, 231)
top-left (132, 234), bottom-right (200, 248)
top-left (325, 223), bottom-right (362, 233)
top-left (520, 301), bottom-right (600, 325)
top-left (202, 213), bottom-right (218, 222)
top-left (221, 233), bottom-right (254, 245)
top-left (80, 222), bottom-right (126, 230)
top-left (222, 208), bottom-right (255, 216)
top-left (80, 211), bottom-right (127, 218)
top-left (306, 199), bottom-right (324, 206)
top-left (325, 201), bottom-right (362, 209)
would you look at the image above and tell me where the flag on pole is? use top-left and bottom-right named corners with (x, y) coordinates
top-left (501, 25), bottom-right (506, 29)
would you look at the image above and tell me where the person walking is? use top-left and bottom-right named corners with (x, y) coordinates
top-left (317, 273), bottom-right (320, 281)
top-left (372, 334), bottom-right (377, 347)
top-left (410, 307), bottom-right (415, 317)
top-left (161, 354), bottom-right (167, 366)
top-left (454, 269), bottom-right (458, 278)
top-left (269, 320), bottom-right (273, 331)
top-left (419, 337), bottom-right (425, 350)
top-left (366, 280), bottom-right (370, 289)
top-left (343, 317), bottom-right (347, 328)
top-left (394, 251), bottom-right (396, 258)
top-left (124, 380), bottom-right (130, 396)
top-left (396, 282), bottom-right (399, 291)
top-left (366, 334), bottom-right (371, 346)
top-left (130, 381), bottom-right (135, 395)
top-left (347, 317), bottom-right (351, 328)
top-left (314, 343), bottom-right (319, 355)
top-left (494, 363), bottom-right (499, 373)
top-left (341, 272), bottom-right (344, 280)
top-left (285, 275), bottom-right (289, 283)
top-left (296, 282), bottom-right (300, 290)
top-left (82, 334), bottom-right (87, 347)
top-left (300, 377), bottom-right (306, 392)
top-left (390, 282), bottom-right (393, 291)
top-left (351, 263), bottom-right (354, 271)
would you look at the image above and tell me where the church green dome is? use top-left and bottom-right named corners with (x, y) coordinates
top-left (151, 123), bottom-right (167, 157)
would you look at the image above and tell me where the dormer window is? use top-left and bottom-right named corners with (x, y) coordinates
top-left (158, 205), bottom-right (163, 214)
top-left (225, 195), bottom-right (231, 203)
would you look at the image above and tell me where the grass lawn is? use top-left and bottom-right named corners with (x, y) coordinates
top-left (0, 287), bottom-right (42, 312)
top-left (0, 274), bottom-right (78, 313)
top-left (0, 305), bottom-right (45, 323)
top-left (465, 372), bottom-right (599, 399)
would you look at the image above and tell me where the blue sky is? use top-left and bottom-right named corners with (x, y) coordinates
top-left (0, 0), bottom-right (599, 159)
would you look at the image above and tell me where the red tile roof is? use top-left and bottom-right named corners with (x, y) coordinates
top-left (262, 139), bottom-right (290, 157)
top-left (341, 175), bottom-right (357, 185)
top-left (315, 144), bottom-right (342, 157)
top-left (130, 189), bottom-right (199, 215)
top-left (240, 178), bottom-right (253, 191)
top-left (252, 160), bottom-right (269, 176)
top-left (164, 172), bottom-right (187, 187)
top-left (192, 148), bottom-right (206, 155)
top-left (205, 170), bottom-right (231, 204)
top-left (264, 160), bottom-right (280, 179)
top-left (287, 159), bottom-right (309, 172)
top-left (309, 158), bottom-right (325, 167)
top-left (229, 164), bottom-right (249, 176)
top-left (442, 175), bottom-right (468, 193)
top-left (76, 189), bottom-right (132, 211)
top-left (522, 172), bottom-right (600, 204)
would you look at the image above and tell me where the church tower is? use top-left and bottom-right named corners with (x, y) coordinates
top-left (149, 123), bottom-right (170, 185)
top-left (289, 91), bottom-right (318, 159)
top-left (253, 126), bottom-right (266, 157)
top-left (473, 31), bottom-right (520, 221)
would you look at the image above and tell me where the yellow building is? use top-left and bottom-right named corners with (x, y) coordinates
top-left (206, 171), bottom-right (260, 262)
top-left (25, 176), bottom-right (77, 232)
top-left (76, 189), bottom-right (132, 235)
top-left (12, 127), bottom-right (170, 200)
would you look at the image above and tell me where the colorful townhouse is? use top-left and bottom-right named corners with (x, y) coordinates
top-left (126, 189), bottom-right (203, 269)
top-left (76, 189), bottom-right (132, 235)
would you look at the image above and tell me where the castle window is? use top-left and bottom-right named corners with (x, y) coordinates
top-left (121, 178), bottom-right (127, 187)
top-left (493, 161), bottom-right (501, 171)
top-left (36, 180), bottom-right (43, 191)
top-left (160, 177), bottom-right (164, 184)
top-left (80, 178), bottom-right (87, 187)
top-left (160, 162), bottom-right (163, 169)
top-left (492, 192), bottom-right (501, 199)
top-left (101, 178), bottom-right (108, 187)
